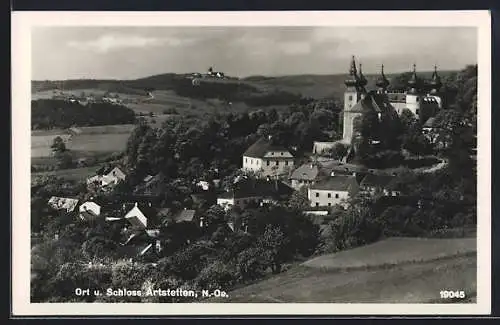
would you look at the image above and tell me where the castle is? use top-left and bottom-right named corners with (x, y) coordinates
top-left (341, 56), bottom-right (443, 144)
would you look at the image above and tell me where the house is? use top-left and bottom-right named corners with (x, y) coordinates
top-left (289, 161), bottom-right (341, 190)
top-left (173, 209), bottom-right (196, 224)
top-left (313, 142), bottom-right (337, 155)
top-left (79, 201), bottom-right (102, 221)
top-left (308, 175), bottom-right (359, 208)
top-left (123, 202), bottom-right (157, 230)
top-left (86, 165), bottom-right (127, 190)
top-left (217, 178), bottom-right (294, 211)
top-left (47, 197), bottom-right (79, 213)
top-left (242, 137), bottom-right (295, 178)
top-left (359, 174), bottom-right (400, 197)
top-left (134, 173), bottom-right (166, 196)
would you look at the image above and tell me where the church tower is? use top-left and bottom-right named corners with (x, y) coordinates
top-left (405, 63), bottom-right (422, 118)
top-left (342, 56), bottom-right (364, 143)
top-left (376, 64), bottom-right (390, 94)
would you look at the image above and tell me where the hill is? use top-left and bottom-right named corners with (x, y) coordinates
top-left (32, 70), bottom-right (459, 103)
top-left (209, 237), bottom-right (476, 303)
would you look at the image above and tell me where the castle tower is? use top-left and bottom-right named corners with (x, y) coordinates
top-left (358, 63), bottom-right (368, 98)
top-left (376, 64), bottom-right (390, 94)
top-left (429, 65), bottom-right (442, 94)
top-left (405, 63), bottom-right (422, 118)
top-left (342, 56), bottom-right (364, 143)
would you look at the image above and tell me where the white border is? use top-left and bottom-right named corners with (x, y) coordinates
top-left (12, 10), bottom-right (491, 316)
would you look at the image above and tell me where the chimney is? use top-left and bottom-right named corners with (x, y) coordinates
top-left (268, 135), bottom-right (272, 141)
top-left (134, 202), bottom-right (138, 207)
top-left (330, 171), bottom-right (335, 177)
top-left (199, 216), bottom-right (205, 228)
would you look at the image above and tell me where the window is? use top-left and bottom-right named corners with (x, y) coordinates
top-left (285, 161), bottom-right (289, 166)
top-left (267, 160), bottom-right (270, 166)
top-left (348, 95), bottom-right (353, 101)
top-left (327, 193), bottom-right (331, 198)
top-left (416, 109), bottom-right (420, 115)
top-left (328, 203), bottom-right (332, 207)
top-left (335, 194), bottom-right (339, 199)
top-left (276, 161), bottom-right (279, 166)
top-left (416, 97), bottom-right (420, 102)
top-left (280, 152), bottom-right (283, 156)
top-left (315, 192), bottom-right (319, 198)
top-left (315, 202), bottom-right (319, 207)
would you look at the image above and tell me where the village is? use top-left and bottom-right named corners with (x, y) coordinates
top-left (41, 56), bottom-right (465, 264)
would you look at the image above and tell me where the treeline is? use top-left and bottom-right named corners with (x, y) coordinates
top-left (31, 99), bottom-right (136, 129)
top-left (123, 102), bottom-right (338, 186)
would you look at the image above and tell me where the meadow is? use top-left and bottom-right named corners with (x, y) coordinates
top-left (212, 237), bottom-right (477, 303)
top-left (31, 128), bottom-right (132, 158)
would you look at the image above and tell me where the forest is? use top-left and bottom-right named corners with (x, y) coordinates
top-left (31, 99), bottom-right (136, 130)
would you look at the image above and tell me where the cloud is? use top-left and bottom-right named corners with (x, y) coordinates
top-left (66, 34), bottom-right (194, 53)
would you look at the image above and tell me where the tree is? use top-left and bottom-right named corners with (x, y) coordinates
top-left (256, 225), bottom-right (290, 274)
top-left (51, 136), bottom-right (66, 154)
top-left (287, 187), bottom-right (310, 211)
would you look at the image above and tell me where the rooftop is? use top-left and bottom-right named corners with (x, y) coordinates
top-left (47, 196), bottom-right (79, 213)
top-left (219, 178), bottom-right (294, 200)
top-left (243, 137), bottom-right (293, 159)
top-left (310, 175), bottom-right (359, 193)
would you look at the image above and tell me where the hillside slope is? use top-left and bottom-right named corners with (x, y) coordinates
top-left (209, 237), bottom-right (476, 303)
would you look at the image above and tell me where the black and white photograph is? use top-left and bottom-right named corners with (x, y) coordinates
top-left (12, 11), bottom-right (491, 315)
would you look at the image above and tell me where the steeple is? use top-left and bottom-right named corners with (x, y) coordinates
top-left (344, 55), bottom-right (361, 89)
top-left (407, 63), bottom-right (420, 94)
top-left (358, 63), bottom-right (368, 88)
top-left (376, 64), bottom-right (390, 92)
top-left (429, 64), bottom-right (442, 93)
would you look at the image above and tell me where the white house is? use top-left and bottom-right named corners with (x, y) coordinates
top-left (242, 137), bottom-right (294, 178)
top-left (124, 203), bottom-right (149, 229)
top-left (47, 197), bottom-right (79, 213)
top-left (217, 178), bottom-right (294, 211)
top-left (79, 201), bottom-right (102, 221)
top-left (359, 174), bottom-right (401, 197)
top-left (308, 175), bottom-right (359, 208)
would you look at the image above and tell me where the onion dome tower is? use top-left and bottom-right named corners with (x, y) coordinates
top-left (376, 64), bottom-right (390, 93)
top-left (429, 65), bottom-right (442, 94)
top-left (344, 55), bottom-right (361, 91)
top-left (405, 63), bottom-right (422, 117)
top-left (407, 63), bottom-right (420, 95)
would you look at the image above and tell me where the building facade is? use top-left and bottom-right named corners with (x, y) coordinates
top-left (307, 175), bottom-right (359, 208)
top-left (341, 56), bottom-right (443, 144)
top-left (242, 137), bottom-right (295, 178)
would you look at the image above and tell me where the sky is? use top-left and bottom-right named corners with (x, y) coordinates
top-left (31, 26), bottom-right (477, 80)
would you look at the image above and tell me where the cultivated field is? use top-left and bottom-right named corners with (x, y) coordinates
top-left (31, 165), bottom-right (103, 182)
top-left (211, 237), bottom-right (477, 303)
top-left (31, 125), bottom-right (133, 158)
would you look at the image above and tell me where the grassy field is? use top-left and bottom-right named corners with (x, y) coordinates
top-left (210, 237), bottom-right (477, 303)
top-left (303, 237), bottom-right (476, 270)
top-left (31, 165), bottom-right (103, 182)
top-left (32, 127), bottom-right (132, 158)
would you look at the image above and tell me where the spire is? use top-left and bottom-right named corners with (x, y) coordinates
top-left (429, 64), bottom-right (442, 93)
top-left (376, 63), bottom-right (390, 90)
top-left (407, 63), bottom-right (420, 94)
top-left (358, 63), bottom-right (368, 88)
top-left (345, 55), bottom-right (361, 89)
top-left (349, 55), bottom-right (358, 76)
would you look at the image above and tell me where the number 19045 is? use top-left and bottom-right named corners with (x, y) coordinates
top-left (440, 290), bottom-right (466, 299)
